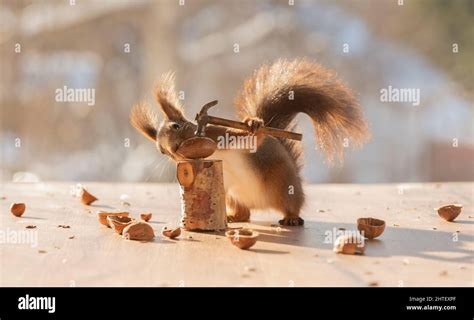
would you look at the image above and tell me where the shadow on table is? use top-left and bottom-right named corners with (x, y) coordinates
top-left (247, 220), bottom-right (473, 263)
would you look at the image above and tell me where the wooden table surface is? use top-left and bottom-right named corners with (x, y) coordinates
top-left (1, 182), bottom-right (472, 287)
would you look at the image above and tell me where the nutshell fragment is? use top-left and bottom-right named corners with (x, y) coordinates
top-left (161, 226), bottom-right (181, 239)
top-left (122, 222), bottom-right (154, 241)
top-left (333, 234), bottom-right (365, 255)
top-left (10, 203), bottom-right (26, 217)
top-left (357, 217), bottom-right (385, 240)
top-left (80, 187), bottom-right (98, 205)
top-left (225, 229), bottom-right (258, 250)
top-left (437, 204), bottom-right (462, 222)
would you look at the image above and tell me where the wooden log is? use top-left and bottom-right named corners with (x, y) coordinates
top-left (176, 160), bottom-right (227, 231)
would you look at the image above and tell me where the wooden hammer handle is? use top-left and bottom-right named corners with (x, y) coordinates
top-left (207, 116), bottom-right (302, 141)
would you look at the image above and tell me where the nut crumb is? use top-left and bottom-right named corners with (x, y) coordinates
top-left (120, 194), bottom-right (130, 201)
top-left (26, 225), bottom-right (36, 229)
top-left (58, 225), bottom-right (70, 228)
top-left (368, 281), bottom-right (379, 287)
top-left (38, 250), bottom-right (47, 254)
top-left (68, 236), bottom-right (75, 240)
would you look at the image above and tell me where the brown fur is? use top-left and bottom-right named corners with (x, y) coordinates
top-left (226, 196), bottom-right (251, 222)
top-left (235, 59), bottom-right (370, 163)
top-left (130, 102), bottom-right (158, 142)
top-left (153, 72), bottom-right (185, 121)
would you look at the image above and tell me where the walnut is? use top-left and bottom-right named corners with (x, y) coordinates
top-left (122, 222), bottom-right (155, 241)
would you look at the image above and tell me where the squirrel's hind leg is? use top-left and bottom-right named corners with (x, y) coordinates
top-left (226, 195), bottom-right (251, 223)
top-left (278, 199), bottom-right (305, 226)
top-left (279, 216), bottom-right (304, 226)
top-left (273, 180), bottom-right (305, 226)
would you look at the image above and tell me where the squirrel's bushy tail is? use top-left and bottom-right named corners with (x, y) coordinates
top-left (235, 59), bottom-right (370, 163)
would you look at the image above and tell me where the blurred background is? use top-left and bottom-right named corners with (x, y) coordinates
top-left (0, 0), bottom-right (473, 183)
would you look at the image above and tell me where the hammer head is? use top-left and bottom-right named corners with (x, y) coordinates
top-left (195, 100), bottom-right (218, 136)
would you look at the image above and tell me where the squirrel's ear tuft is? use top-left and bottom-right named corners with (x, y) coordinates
top-left (154, 72), bottom-right (185, 121)
top-left (130, 102), bottom-right (158, 142)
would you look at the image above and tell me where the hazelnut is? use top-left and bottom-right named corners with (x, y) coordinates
top-left (79, 187), bottom-right (98, 205)
top-left (107, 215), bottom-right (134, 234)
top-left (140, 212), bottom-right (152, 222)
top-left (357, 217), bottom-right (386, 239)
top-left (437, 204), bottom-right (462, 222)
top-left (225, 228), bottom-right (258, 250)
top-left (176, 137), bottom-right (217, 159)
top-left (333, 234), bottom-right (365, 255)
top-left (162, 226), bottom-right (181, 239)
top-left (122, 222), bottom-right (155, 241)
top-left (10, 203), bottom-right (26, 217)
top-left (97, 211), bottom-right (129, 227)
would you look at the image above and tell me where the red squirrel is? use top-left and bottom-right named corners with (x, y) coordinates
top-left (130, 59), bottom-right (369, 226)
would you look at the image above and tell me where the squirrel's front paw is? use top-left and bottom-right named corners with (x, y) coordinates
top-left (244, 117), bottom-right (264, 135)
top-left (279, 216), bottom-right (304, 226)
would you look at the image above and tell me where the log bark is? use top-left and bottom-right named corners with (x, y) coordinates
top-left (176, 160), bottom-right (227, 231)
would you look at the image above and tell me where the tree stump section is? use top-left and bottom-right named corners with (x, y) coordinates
top-left (176, 160), bottom-right (227, 231)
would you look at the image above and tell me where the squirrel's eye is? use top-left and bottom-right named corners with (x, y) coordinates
top-left (171, 123), bottom-right (180, 130)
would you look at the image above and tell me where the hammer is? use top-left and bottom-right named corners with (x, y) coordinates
top-left (195, 100), bottom-right (302, 141)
